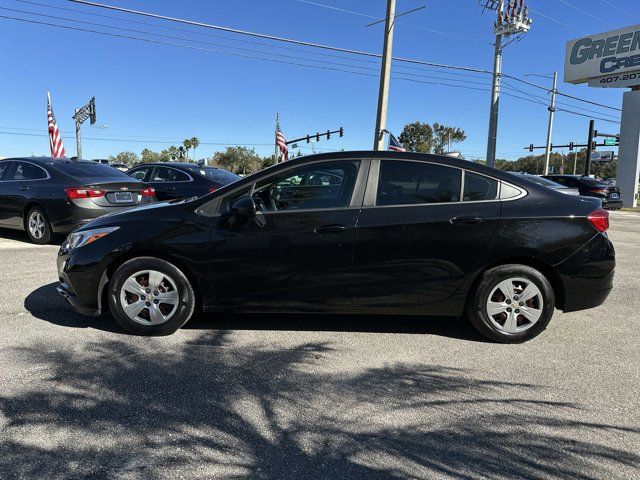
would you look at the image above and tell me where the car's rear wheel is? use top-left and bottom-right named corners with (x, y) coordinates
top-left (25, 206), bottom-right (52, 244)
top-left (466, 264), bottom-right (555, 343)
top-left (108, 257), bottom-right (195, 335)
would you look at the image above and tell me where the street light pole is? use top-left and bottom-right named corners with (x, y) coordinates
top-left (74, 109), bottom-right (82, 160)
top-left (543, 70), bottom-right (558, 175)
top-left (373, 0), bottom-right (396, 151)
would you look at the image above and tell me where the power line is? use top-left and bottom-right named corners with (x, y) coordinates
top-left (598, 0), bottom-right (640, 21)
top-left (527, 6), bottom-right (587, 35)
top-left (298, 0), bottom-right (493, 45)
top-left (557, 0), bottom-right (616, 29)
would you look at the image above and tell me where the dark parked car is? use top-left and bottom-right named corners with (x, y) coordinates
top-left (511, 173), bottom-right (580, 195)
top-left (0, 157), bottom-right (156, 244)
top-left (543, 174), bottom-right (622, 209)
top-left (127, 162), bottom-right (240, 201)
top-left (57, 152), bottom-right (615, 343)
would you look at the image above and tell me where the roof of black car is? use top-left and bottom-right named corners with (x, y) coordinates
top-left (1, 157), bottom-right (96, 164)
top-left (132, 162), bottom-right (215, 168)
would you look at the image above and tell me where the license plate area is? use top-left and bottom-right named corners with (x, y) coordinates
top-left (610, 193), bottom-right (619, 199)
top-left (114, 191), bottom-right (133, 203)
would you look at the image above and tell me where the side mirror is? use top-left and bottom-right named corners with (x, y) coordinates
top-left (231, 196), bottom-right (256, 218)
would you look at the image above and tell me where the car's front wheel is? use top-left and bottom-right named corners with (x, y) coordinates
top-left (108, 257), bottom-right (195, 335)
top-left (466, 264), bottom-right (555, 343)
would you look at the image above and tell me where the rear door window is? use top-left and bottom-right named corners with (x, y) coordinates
top-left (11, 162), bottom-right (48, 180)
top-left (376, 160), bottom-right (461, 206)
top-left (128, 167), bottom-right (152, 181)
top-left (463, 172), bottom-right (498, 201)
top-left (152, 167), bottom-right (190, 182)
top-left (0, 161), bottom-right (12, 180)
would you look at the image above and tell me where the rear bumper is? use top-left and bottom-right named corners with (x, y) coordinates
top-left (51, 199), bottom-right (155, 234)
top-left (556, 233), bottom-right (615, 312)
top-left (603, 199), bottom-right (623, 210)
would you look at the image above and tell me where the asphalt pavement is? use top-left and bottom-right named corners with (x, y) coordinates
top-left (0, 213), bottom-right (638, 479)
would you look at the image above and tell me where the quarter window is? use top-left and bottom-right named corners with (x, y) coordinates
top-left (251, 160), bottom-right (360, 211)
top-left (11, 162), bottom-right (47, 180)
top-left (152, 167), bottom-right (190, 182)
top-left (463, 172), bottom-right (498, 201)
top-left (376, 160), bottom-right (461, 206)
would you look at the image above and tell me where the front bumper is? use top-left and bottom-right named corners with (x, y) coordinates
top-left (556, 233), bottom-right (615, 312)
top-left (57, 247), bottom-right (109, 316)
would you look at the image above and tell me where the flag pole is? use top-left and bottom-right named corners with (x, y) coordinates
top-left (274, 113), bottom-right (280, 163)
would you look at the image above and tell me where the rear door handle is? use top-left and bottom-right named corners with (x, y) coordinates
top-left (19, 185), bottom-right (29, 192)
top-left (315, 224), bottom-right (348, 234)
top-left (450, 216), bottom-right (484, 225)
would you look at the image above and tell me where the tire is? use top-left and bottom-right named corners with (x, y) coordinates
top-left (465, 264), bottom-right (555, 343)
top-left (108, 257), bottom-right (195, 335)
top-left (25, 206), bottom-right (52, 244)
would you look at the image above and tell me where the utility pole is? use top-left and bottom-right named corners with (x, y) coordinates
top-left (373, 0), bottom-right (396, 151)
top-left (486, 0), bottom-right (504, 168)
top-left (573, 150), bottom-right (578, 174)
top-left (72, 96), bottom-right (96, 160)
top-left (482, 0), bottom-right (532, 168)
top-left (543, 70), bottom-right (558, 175)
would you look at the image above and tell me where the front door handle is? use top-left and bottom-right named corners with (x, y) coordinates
top-left (450, 216), bottom-right (484, 226)
top-left (315, 224), bottom-right (348, 234)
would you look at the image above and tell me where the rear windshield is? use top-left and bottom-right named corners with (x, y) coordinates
top-left (190, 167), bottom-right (240, 184)
top-left (51, 162), bottom-right (130, 179)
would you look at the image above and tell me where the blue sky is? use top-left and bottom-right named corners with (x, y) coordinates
top-left (0, 0), bottom-right (636, 160)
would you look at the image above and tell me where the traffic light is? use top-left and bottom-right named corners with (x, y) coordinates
top-left (529, 144), bottom-right (534, 152)
top-left (316, 132), bottom-right (320, 142)
top-left (569, 142), bottom-right (574, 151)
top-left (88, 96), bottom-right (96, 125)
top-left (592, 141), bottom-right (597, 150)
top-left (306, 135), bottom-right (310, 143)
top-left (339, 127), bottom-right (344, 137)
top-left (326, 129), bottom-right (331, 139)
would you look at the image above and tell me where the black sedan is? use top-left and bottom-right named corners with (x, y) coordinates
top-left (510, 173), bottom-right (580, 195)
top-left (127, 162), bottom-right (240, 201)
top-left (543, 174), bottom-right (622, 209)
top-left (0, 158), bottom-right (156, 244)
top-left (57, 151), bottom-right (615, 343)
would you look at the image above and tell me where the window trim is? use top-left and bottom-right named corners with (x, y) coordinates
top-left (3, 160), bottom-right (50, 182)
top-left (210, 158), bottom-right (368, 216)
top-left (149, 166), bottom-right (193, 183)
top-left (365, 158), bottom-right (526, 208)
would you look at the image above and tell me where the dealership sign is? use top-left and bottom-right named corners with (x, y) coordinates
top-left (565, 24), bottom-right (640, 85)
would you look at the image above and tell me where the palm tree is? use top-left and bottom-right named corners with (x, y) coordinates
top-left (190, 137), bottom-right (200, 161)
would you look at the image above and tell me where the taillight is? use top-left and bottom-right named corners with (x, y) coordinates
top-left (208, 187), bottom-right (218, 193)
top-left (141, 187), bottom-right (155, 197)
top-left (589, 188), bottom-right (608, 195)
top-left (588, 209), bottom-right (609, 233)
top-left (65, 188), bottom-right (106, 199)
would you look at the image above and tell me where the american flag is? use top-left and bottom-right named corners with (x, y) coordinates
top-left (388, 132), bottom-right (406, 152)
top-left (47, 92), bottom-right (66, 158)
top-left (276, 125), bottom-right (288, 162)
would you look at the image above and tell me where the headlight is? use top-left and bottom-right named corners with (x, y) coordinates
top-left (63, 226), bottom-right (119, 250)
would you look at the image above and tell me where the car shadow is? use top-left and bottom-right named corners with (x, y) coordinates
top-left (0, 228), bottom-right (64, 246)
top-left (26, 282), bottom-right (485, 342)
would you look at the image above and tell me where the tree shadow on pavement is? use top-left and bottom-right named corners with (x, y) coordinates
top-left (0, 331), bottom-right (638, 479)
top-left (26, 282), bottom-right (484, 341)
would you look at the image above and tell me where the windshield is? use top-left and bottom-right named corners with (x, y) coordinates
top-left (190, 167), bottom-right (240, 184)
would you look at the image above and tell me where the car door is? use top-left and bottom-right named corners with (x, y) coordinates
top-left (127, 165), bottom-right (152, 183)
top-left (0, 161), bottom-right (14, 225)
top-left (149, 166), bottom-right (192, 201)
top-left (207, 158), bottom-right (368, 307)
top-left (3, 161), bottom-right (49, 227)
top-left (352, 159), bottom-right (501, 314)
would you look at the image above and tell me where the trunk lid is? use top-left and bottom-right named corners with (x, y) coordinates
top-left (74, 180), bottom-right (154, 207)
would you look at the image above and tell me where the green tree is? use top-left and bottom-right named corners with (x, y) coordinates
top-left (211, 146), bottom-right (264, 175)
top-left (108, 151), bottom-right (139, 166)
top-left (183, 137), bottom-right (200, 161)
top-left (398, 122), bottom-right (433, 153)
top-left (140, 148), bottom-right (161, 163)
top-left (432, 123), bottom-right (467, 154)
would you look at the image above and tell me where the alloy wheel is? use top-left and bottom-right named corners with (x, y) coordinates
top-left (119, 270), bottom-right (180, 326)
top-left (28, 211), bottom-right (45, 240)
top-left (486, 277), bottom-right (544, 334)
